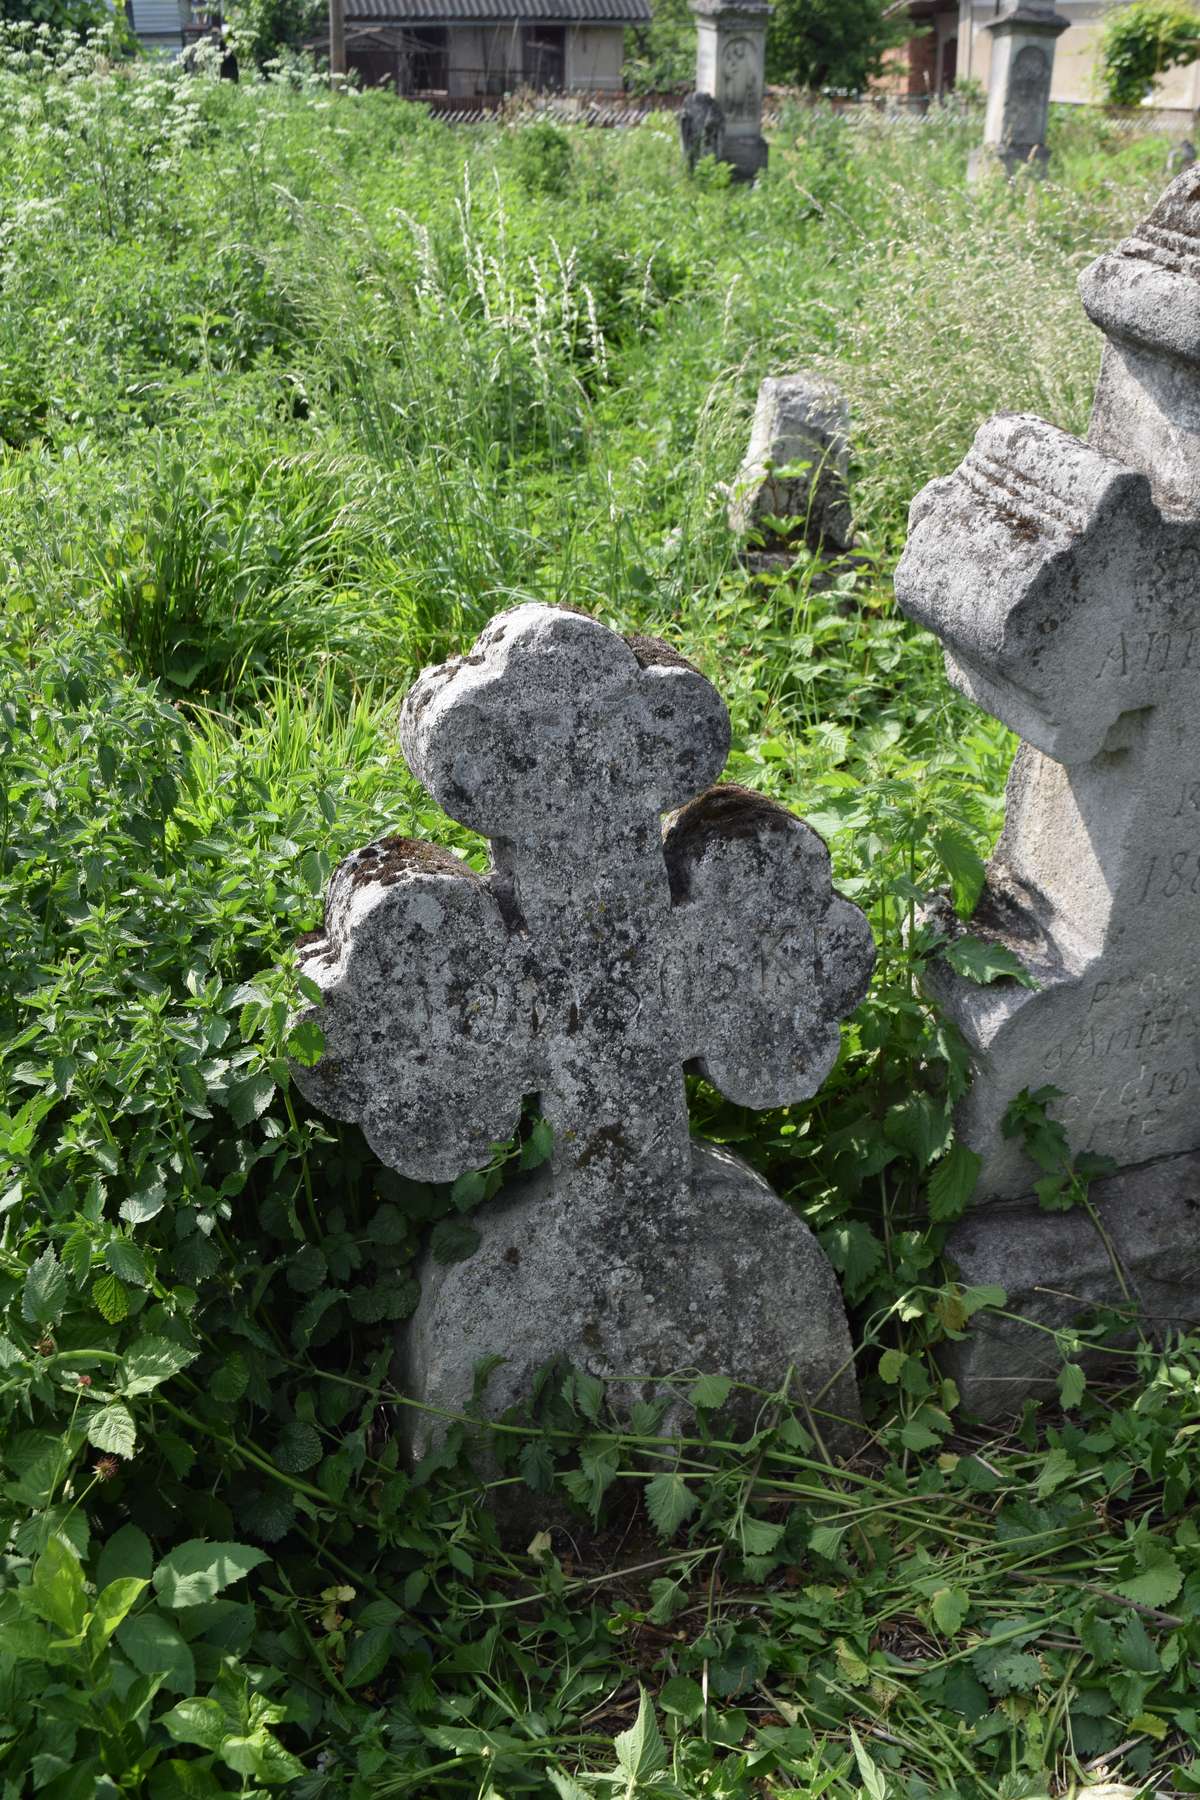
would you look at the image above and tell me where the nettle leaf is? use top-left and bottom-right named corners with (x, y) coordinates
top-left (343, 1624), bottom-right (393, 1688)
top-left (941, 935), bottom-right (1037, 988)
top-left (211, 1353), bottom-right (250, 1404)
top-left (688, 1374), bottom-right (733, 1410)
top-left (973, 1645), bottom-right (1043, 1696)
top-left (87, 1403), bottom-right (137, 1460)
top-left (613, 1689), bottom-right (667, 1784)
top-left (1114, 1545), bottom-right (1183, 1609)
top-left (121, 1336), bottom-right (197, 1396)
top-left (226, 1072), bottom-right (276, 1128)
top-left (273, 1422), bottom-right (322, 1473)
top-left (519, 1116), bottom-right (554, 1170)
top-left (153, 1541), bottom-right (269, 1609)
top-left (931, 1586), bottom-right (970, 1636)
top-left (884, 1093), bottom-right (951, 1169)
top-left (93, 1271), bottom-right (130, 1324)
top-left (429, 1218), bottom-right (482, 1265)
top-left (644, 1472), bottom-right (697, 1539)
top-left (285, 1018), bottom-right (324, 1067)
top-left (105, 1239), bottom-right (150, 1288)
top-left (450, 1169), bottom-right (488, 1212)
top-left (927, 1140), bottom-right (982, 1222)
top-left (22, 1248), bottom-right (67, 1327)
top-left (1058, 1362), bottom-right (1088, 1409)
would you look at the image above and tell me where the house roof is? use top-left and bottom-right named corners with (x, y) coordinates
top-left (345, 0), bottom-right (650, 22)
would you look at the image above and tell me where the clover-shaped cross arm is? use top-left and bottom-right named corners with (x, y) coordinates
top-left (291, 838), bottom-right (529, 1182)
top-left (665, 785), bottom-right (876, 1108)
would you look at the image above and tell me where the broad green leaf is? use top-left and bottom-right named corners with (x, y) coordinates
top-left (226, 1072), bottom-right (276, 1128)
top-left (613, 1688), bottom-right (667, 1783)
top-left (105, 1239), bottom-right (150, 1288)
top-left (878, 1348), bottom-right (907, 1383)
top-left (927, 1141), bottom-right (982, 1222)
top-left (519, 1116), bottom-right (554, 1170)
top-left (273, 1422), bottom-right (322, 1473)
top-left (658, 1675), bottom-right (705, 1722)
top-left (162, 1697), bottom-right (227, 1753)
top-left (644, 1472), bottom-right (697, 1539)
top-left (118, 1610), bottom-right (196, 1696)
top-left (285, 1018), bottom-right (324, 1067)
top-left (93, 1271), bottom-right (129, 1324)
top-left (428, 1218), bottom-right (482, 1265)
top-left (153, 1541), bottom-right (269, 1609)
top-left (930, 1586), bottom-right (969, 1636)
top-left (343, 1624), bottom-right (392, 1688)
top-left (688, 1373), bottom-right (733, 1410)
top-left (220, 1727), bottom-right (305, 1783)
top-left (941, 935), bottom-right (1037, 988)
top-left (96, 1524), bottom-right (153, 1588)
top-left (1114, 1551), bottom-right (1183, 1609)
top-left (121, 1335), bottom-right (197, 1396)
top-left (548, 1774), bottom-right (591, 1800)
top-left (737, 1517), bottom-right (784, 1556)
top-left (22, 1249), bottom-right (67, 1328)
top-left (87, 1403), bottom-right (137, 1460)
top-left (1058, 1361), bottom-right (1087, 1409)
top-left (1034, 1446), bottom-right (1076, 1498)
top-left (25, 1537), bottom-right (87, 1637)
top-left (88, 1577), bottom-right (148, 1651)
top-left (850, 1727), bottom-right (888, 1800)
top-left (450, 1169), bottom-right (487, 1212)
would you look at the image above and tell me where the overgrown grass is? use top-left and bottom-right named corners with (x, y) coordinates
top-left (1, 27), bottom-right (1196, 1798)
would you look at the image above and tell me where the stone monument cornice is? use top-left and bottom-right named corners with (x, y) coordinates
top-left (982, 2), bottom-right (1069, 36)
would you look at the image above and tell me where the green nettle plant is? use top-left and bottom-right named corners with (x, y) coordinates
top-left (1097, 0), bottom-right (1200, 106)
top-left (0, 33), bottom-right (1197, 1796)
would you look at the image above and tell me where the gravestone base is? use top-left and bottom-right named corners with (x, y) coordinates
top-left (724, 132), bottom-right (769, 182)
top-left (967, 142), bottom-right (1051, 182)
top-left (941, 1150), bottom-right (1200, 1422)
top-left (401, 1139), bottom-right (862, 1467)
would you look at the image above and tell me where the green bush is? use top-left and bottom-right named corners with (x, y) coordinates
top-left (1097, 0), bottom-right (1200, 105)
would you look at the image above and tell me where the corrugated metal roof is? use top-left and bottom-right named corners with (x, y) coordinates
top-left (346, 0), bottom-right (649, 22)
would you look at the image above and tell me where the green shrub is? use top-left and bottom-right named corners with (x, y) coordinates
top-left (1097, 0), bottom-right (1200, 105)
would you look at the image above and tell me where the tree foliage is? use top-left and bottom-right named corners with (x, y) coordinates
top-left (766, 0), bottom-right (908, 93)
top-left (0, 0), bottom-right (111, 28)
top-left (1097, 0), bottom-right (1200, 105)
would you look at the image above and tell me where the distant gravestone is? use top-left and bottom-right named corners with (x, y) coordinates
top-left (729, 373), bottom-right (854, 556)
top-left (679, 91), bottom-right (725, 172)
top-left (1167, 138), bottom-right (1196, 177)
top-left (895, 169), bottom-right (1200, 1415)
top-left (689, 0), bottom-right (770, 181)
top-left (291, 604), bottom-right (874, 1465)
top-left (968, 2), bottom-right (1068, 182)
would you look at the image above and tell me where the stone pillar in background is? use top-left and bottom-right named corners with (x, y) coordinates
top-left (690, 0), bottom-right (770, 181)
top-left (968, 1), bottom-right (1068, 182)
top-left (729, 373), bottom-right (854, 557)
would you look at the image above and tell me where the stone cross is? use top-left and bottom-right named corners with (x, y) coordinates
top-left (895, 170), bottom-right (1200, 1410)
top-left (292, 603), bottom-right (874, 1452)
top-left (689, 0), bottom-right (770, 181)
top-left (968, 2), bottom-right (1067, 183)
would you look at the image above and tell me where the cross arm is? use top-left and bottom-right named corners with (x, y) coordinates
top-left (291, 837), bottom-right (528, 1183)
top-left (665, 785), bottom-right (875, 1109)
top-left (895, 412), bottom-right (1163, 764)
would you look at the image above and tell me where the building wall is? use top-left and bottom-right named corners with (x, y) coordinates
top-left (128, 0), bottom-right (185, 51)
top-left (448, 23), bottom-right (522, 95)
top-left (565, 25), bottom-right (623, 91)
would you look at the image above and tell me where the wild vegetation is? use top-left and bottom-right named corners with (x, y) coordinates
top-left (2, 29), bottom-right (1198, 1797)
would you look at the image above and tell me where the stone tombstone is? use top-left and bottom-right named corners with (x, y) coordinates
top-left (290, 605), bottom-right (876, 1466)
top-left (729, 373), bottom-right (854, 555)
top-left (894, 168), bottom-right (1200, 1416)
top-left (679, 91), bottom-right (725, 172)
top-left (967, 2), bottom-right (1068, 183)
top-left (689, 0), bottom-right (770, 181)
top-left (1167, 139), bottom-right (1196, 178)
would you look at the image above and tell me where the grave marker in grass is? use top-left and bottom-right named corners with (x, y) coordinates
top-left (290, 602), bottom-right (874, 1465)
top-left (895, 169), bottom-right (1200, 1416)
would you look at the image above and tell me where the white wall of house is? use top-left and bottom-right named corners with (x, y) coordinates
top-left (128, 0), bottom-right (186, 51)
top-left (448, 23), bottom-right (522, 94)
top-left (565, 25), bottom-right (623, 91)
top-left (954, 0), bottom-right (1200, 112)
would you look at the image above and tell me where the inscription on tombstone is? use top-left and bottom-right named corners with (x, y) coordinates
top-left (968, 2), bottom-right (1067, 181)
top-left (689, 0), bottom-right (770, 180)
top-left (895, 169), bottom-right (1200, 1414)
top-left (290, 604), bottom-right (875, 1466)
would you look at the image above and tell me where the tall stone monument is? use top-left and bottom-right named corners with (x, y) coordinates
top-left (689, 0), bottom-right (770, 181)
top-left (291, 604), bottom-right (875, 1464)
top-left (968, 2), bottom-right (1068, 183)
top-left (895, 169), bottom-right (1200, 1416)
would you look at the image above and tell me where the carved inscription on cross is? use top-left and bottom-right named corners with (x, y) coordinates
top-left (295, 602), bottom-right (873, 1204)
top-left (896, 169), bottom-right (1200, 1197)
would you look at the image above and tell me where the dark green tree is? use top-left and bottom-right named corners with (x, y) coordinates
top-left (766, 0), bottom-right (908, 92)
top-left (1097, 0), bottom-right (1199, 106)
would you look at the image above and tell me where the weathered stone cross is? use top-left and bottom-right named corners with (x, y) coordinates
top-left (896, 169), bottom-right (1200, 1200)
top-left (292, 602), bottom-right (874, 1446)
